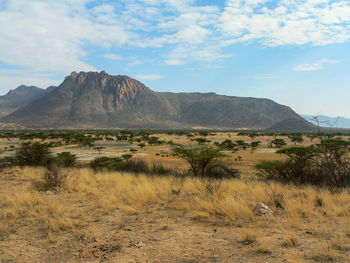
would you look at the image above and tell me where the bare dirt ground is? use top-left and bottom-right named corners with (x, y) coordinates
top-left (1, 133), bottom-right (350, 262)
top-left (1, 167), bottom-right (350, 263)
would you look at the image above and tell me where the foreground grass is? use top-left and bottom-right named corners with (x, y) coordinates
top-left (1, 167), bottom-right (350, 262)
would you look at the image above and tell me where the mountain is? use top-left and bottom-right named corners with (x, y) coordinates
top-left (1, 71), bottom-right (308, 130)
top-left (0, 85), bottom-right (46, 118)
top-left (0, 85), bottom-right (57, 118)
top-left (266, 118), bottom-right (316, 132)
top-left (301, 114), bottom-right (350, 129)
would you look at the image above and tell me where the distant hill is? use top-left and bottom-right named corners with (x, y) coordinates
top-left (1, 71), bottom-right (308, 130)
top-left (0, 85), bottom-right (56, 118)
top-left (0, 85), bottom-right (46, 118)
top-left (266, 118), bottom-right (316, 132)
top-left (301, 114), bottom-right (350, 129)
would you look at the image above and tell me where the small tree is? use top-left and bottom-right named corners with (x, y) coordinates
top-left (306, 134), bottom-right (317, 142)
top-left (16, 142), bottom-right (52, 166)
top-left (122, 154), bottom-right (133, 161)
top-left (248, 133), bottom-right (258, 141)
top-left (257, 146), bottom-right (321, 184)
top-left (193, 138), bottom-right (211, 145)
top-left (93, 146), bottom-right (105, 154)
top-left (290, 135), bottom-right (303, 145)
top-left (235, 140), bottom-right (249, 150)
top-left (80, 138), bottom-right (95, 149)
top-left (138, 143), bottom-right (146, 149)
top-left (219, 140), bottom-right (237, 150)
top-left (171, 144), bottom-right (226, 177)
top-left (316, 139), bottom-right (350, 187)
top-left (250, 141), bottom-right (261, 153)
top-left (271, 138), bottom-right (287, 148)
top-left (147, 136), bottom-right (160, 145)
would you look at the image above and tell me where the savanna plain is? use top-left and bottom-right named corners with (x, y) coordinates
top-left (1, 131), bottom-right (349, 263)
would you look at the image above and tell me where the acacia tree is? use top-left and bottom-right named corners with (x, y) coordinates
top-left (271, 138), bottom-right (287, 148)
top-left (193, 138), bottom-right (211, 145)
top-left (248, 133), bottom-right (259, 141)
top-left (171, 144), bottom-right (225, 177)
top-left (257, 146), bottom-right (321, 184)
top-left (250, 141), bottom-right (261, 153)
top-left (316, 139), bottom-right (350, 187)
top-left (290, 135), bottom-right (303, 145)
top-left (15, 142), bottom-right (52, 166)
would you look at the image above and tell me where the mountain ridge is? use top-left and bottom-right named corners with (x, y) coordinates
top-left (0, 71), bottom-right (313, 130)
top-left (0, 85), bottom-right (47, 118)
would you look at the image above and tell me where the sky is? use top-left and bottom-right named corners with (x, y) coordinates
top-left (0, 0), bottom-right (349, 117)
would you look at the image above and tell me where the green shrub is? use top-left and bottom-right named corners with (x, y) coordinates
top-left (205, 163), bottom-right (240, 179)
top-left (90, 157), bottom-right (173, 176)
top-left (15, 142), bottom-right (52, 166)
top-left (90, 157), bottom-right (123, 171)
top-left (0, 156), bottom-right (17, 170)
top-left (116, 159), bottom-right (149, 174)
top-left (54, 152), bottom-right (76, 167)
top-left (271, 139), bottom-right (287, 148)
top-left (150, 163), bottom-right (172, 176)
top-left (171, 144), bottom-right (229, 178)
top-left (255, 160), bottom-right (289, 180)
top-left (256, 143), bottom-right (350, 187)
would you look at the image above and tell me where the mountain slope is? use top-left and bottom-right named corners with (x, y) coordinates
top-left (157, 92), bottom-right (298, 129)
top-left (1, 71), bottom-right (307, 129)
top-left (0, 85), bottom-right (47, 117)
top-left (267, 118), bottom-right (316, 132)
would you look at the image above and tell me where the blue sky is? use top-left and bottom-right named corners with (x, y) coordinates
top-left (0, 0), bottom-right (349, 117)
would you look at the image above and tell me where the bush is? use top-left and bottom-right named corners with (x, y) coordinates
top-left (205, 163), bottom-right (240, 179)
top-left (171, 144), bottom-right (227, 178)
top-left (255, 160), bottom-right (291, 181)
top-left (90, 157), bottom-right (173, 176)
top-left (256, 142), bottom-right (350, 187)
top-left (0, 156), bottom-right (17, 170)
top-left (316, 139), bottom-right (350, 187)
top-left (35, 164), bottom-right (67, 191)
top-left (271, 139), bottom-right (287, 148)
top-left (115, 159), bottom-right (149, 174)
top-left (90, 157), bottom-right (123, 171)
top-left (15, 142), bottom-right (52, 166)
top-left (54, 152), bottom-right (76, 167)
top-left (150, 163), bottom-right (172, 176)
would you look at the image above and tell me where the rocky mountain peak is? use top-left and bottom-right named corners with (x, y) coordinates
top-left (63, 71), bottom-right (153, 103)
top-left (7, 85), bottom-right (42, 96)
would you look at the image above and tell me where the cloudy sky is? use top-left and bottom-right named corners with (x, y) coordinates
top-left (0, 0), bottom-right (349, 117)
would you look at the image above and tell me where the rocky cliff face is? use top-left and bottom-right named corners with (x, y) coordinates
top-left (1, 71), bottom-right (310, 130)
top-left (65, 71), bottom-right (153, 108)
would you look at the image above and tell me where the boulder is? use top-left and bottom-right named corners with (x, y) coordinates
top-left (254, 202), bottom-right (274, 216)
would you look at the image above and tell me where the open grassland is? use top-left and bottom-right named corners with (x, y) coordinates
top-left (1, 165), bottom-right (350, 262)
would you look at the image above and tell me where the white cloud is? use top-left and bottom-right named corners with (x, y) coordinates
top-left (135, 74), bottom-right (164, 80)
top-left (218, 0), bottom-right (350, 47)
top-left (0, 0), bottom-right (350, 91)
top-left (0, 0), bottom-right (129, 80)
top-left (293, 59), bottom-right (340, 71)
top-left (103, 54), bottom-right (123, 61)
top-left (0, 69), bottom-right (62, 94)
top-left (165, 59), bottom-right (185, 66)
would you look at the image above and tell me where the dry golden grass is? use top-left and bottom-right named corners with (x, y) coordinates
top-left (1, 132), bottom-right (350, 262)
top-left (1, 164), bottom-right (349, 262)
